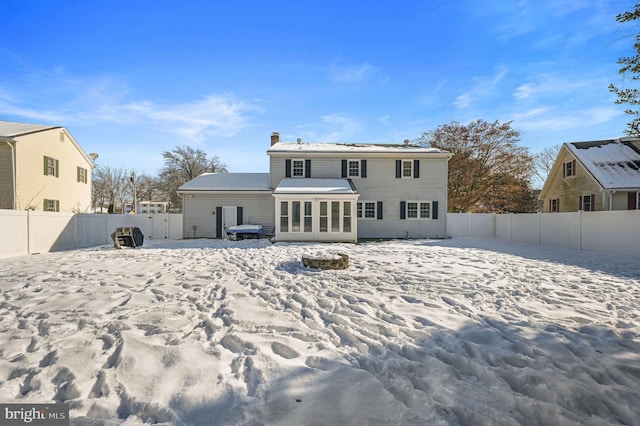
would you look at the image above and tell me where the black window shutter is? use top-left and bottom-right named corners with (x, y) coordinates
top-left (216, 207), bottom-right (223, 238)
top-left (414, 160), bottom-right (420, 178)
top-left (237, 207), bottom-right (243, 225)
top-left (377, 201), bottom-right (383, 220)
top-left (579, 196), bottom-right (583, 211)
top-left (557, 199), bottom-right (560, 212)
top-left (341, 160), bottom-right (348, 178)
top-left (361, 160), bottom-right (367, 178)
top-left (573, 160), bottom-right (577, 175)
top-left (305, 159), bottom-right (311, 178)
top-left (396, 160), bottom-right (401, 178)
top-left (432, 201), bottom-right (438, 219)
top-left (563, 162), bottom-right (566, 178)
top-left (400, 201), bottom-right (406, 219)
top-left (591, 194), bottom-right (595, 211)
top-left (285, 159), bottom-right (292, 178)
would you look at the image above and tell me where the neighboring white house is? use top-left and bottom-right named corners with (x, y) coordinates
top-left (0, 120), bottom-right (95, 212)
top-left (178, 132), bottom-right (451, 242)
top-left (540, 138), bottom-right (640, 212)
top-left (136, 201), bottom-right (169, 214)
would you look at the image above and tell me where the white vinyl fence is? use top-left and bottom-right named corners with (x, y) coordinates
top-left (0, 210), bottom-right (182, 259)
top-left (448, 211), bottom-right (640, 258)
top-left (2, 210), bottom-right (638, 259)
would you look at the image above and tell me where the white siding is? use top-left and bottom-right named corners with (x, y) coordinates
top-left (14, 128), bottom-right (93, 212)
top-left (183, 193), bottom-right (274, 238)
top-left (0, 144), bottom-right (13, 209)
top-left (269, 155), bottom-right (448, 239)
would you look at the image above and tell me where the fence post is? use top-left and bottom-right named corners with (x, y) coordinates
top-left (537, 212), bottom-right (541, 245)
top-left (579, 210), bottom-right (583, 251)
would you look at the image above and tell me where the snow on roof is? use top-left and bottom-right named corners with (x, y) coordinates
top-left (178, 173), bottom-right (271, 191)
top-left (273, 178), bottom-right (357, 194)
top-left (268, 141), bottom-right (447, 155)
top-left (0, 120), bottom-right (60, 138)
top-left (567, 139), bottom-right (640, 189)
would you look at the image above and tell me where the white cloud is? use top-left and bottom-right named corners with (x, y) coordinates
top-left (512, 105), bottom-right (622, 131)
top-left (455, 67), bottom-right (508, 109)
top-left (330, 61), bottom-right (379, 83)
top-left (0, 69), bottom-right (262, 143)
top-left (122, 95), bottom-right (262, 142)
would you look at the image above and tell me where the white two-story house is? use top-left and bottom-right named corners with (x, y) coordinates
top-left (178, 132), bottom-right (451, 242)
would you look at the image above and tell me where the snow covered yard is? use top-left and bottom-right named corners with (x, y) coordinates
top-left (0, 238), bottom-right (639, 426)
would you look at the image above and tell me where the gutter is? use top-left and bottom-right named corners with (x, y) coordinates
top-left (1, 139), bottom-right (16, 209)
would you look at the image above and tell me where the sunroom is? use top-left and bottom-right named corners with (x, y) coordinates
top-left (273, 178), bottom-right (359, 242)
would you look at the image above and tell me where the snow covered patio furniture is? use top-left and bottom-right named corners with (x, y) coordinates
top-left (227, 224), bottom-right (264, 240)
top-left (111, 226), bottom-right (144, 249)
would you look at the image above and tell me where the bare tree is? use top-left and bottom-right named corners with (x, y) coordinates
top-left (533, 145), bottom-right (562, 189)
top-left (416, 119), bottom-right (537, 213)
top-left (158, 145), bottom-right (227, 211)
top-left (92, 166), bottom-right (130, 213)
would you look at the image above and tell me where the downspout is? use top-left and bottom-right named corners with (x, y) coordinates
top-left (2, 140), bottom-right (16, 209)
top-left (608, 190), bottom-right (616, 211)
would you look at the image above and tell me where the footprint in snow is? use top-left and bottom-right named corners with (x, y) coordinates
top-left (271, 342), bottom-right (299, 359)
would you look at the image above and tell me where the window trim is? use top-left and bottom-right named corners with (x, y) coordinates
top-left (563, 159), bottom-right (576, 178)
top-left (404, 200), bottom-right (433, 219)
top-left (291, 158), bottom-right (305, 178)
top-left (357, 201), bottom-right (379, 220)
top-left (347, 159), bottom-right (361, 178)
top-left (44, 156), bottom-right (59, 177)
top-left (77, 166), bottom-right (88, 184)
top-left (401, 160), bottom-right (413, 179)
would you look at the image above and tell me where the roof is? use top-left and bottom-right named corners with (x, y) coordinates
top-left (0, 120), bottom-right (61, 138)
top-left (273, 178), bottom-right (357, 195)
top-left (178, 173), bottom-right (271, 192)
top-left (268, 141), bottom-right (448, 155)
top-left (566, 138), bottom-right (640, 190)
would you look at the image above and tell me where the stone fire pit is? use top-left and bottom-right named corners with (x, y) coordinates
top-left (302, 252), bottom-right (349, 270)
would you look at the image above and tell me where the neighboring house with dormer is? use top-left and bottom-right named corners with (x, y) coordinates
top-left (178, 132), bottom-right (451, 242)
top-left (539, 138), bottom-right (640, 212)
top-left (0, 120), bottom-right (95, 212)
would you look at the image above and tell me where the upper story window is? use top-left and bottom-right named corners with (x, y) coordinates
top-left (637, 192), bottom-right (640, 210)
top-left (341, 159), bottom-right (367, 178)
top-left (395, 159), bottom-right (420, 179)
top-left (563, 159), bottom-right (576, 178)
top-left (292, 159), bottom-right (305, 177)
top-left (348, 160), bottom-right (360, 177)
top-left (402, 160), bottom-right (413, 178)
top-left (77, 167), bottom-right (88, 184)
top-left (44, 156), bottom-right (59, 177)
top-left (550, 198), bottom-right (559, 213)
top-left (285, 159), bottom-right (310, 178)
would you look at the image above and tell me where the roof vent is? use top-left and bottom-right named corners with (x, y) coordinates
top-left (297, 138), bottom-right (302, 144)
top-left (403, 139), bottom-right (410, 146)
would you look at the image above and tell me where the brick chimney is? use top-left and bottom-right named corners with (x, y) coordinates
top-left (270, 132), bottom-right (280, 146)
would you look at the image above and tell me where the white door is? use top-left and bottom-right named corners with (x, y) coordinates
top-left (222, 206), bottom-right (237, 237)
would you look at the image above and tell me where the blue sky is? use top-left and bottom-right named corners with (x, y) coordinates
top-left (0, 0), bottom-right (634, 175)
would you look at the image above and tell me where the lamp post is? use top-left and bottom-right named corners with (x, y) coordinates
top-left (130, 172), bottom-right (137, 214)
